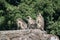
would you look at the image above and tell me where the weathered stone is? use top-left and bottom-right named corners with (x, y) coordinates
top-left (0, 29), bottom-right (59, 40)
top-left (0, 35), bottom-right (10, 40)
top-left (48, 34), bottom-right (59, 40)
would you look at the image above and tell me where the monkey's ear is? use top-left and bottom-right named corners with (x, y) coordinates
top-left (37, 13), bottom-right (41, 16)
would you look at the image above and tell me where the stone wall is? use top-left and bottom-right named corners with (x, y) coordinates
top-left (0, 29), bottom-right (59, 40)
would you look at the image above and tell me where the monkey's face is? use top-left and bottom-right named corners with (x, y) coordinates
top-left (26, 16), bottom-right (31, 21)
top-left (16, 18), bottom-right (23, 26)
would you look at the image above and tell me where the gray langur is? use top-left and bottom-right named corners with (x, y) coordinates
top-left (36, 13), bottom-right (44, 30)
top-left (16, 18), bottom-right (27, 30)
top-left (26, 16), bottom-right (37, 29)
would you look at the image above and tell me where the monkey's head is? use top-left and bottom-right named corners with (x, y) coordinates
top-left (16, 18), bottom-right (22, 22)
top-left (26, 16), bottom-right (32, 21)
top-left (37, 13), bottom-right (42, 17)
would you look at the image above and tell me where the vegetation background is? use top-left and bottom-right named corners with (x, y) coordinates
top-left (0, 0), bottom-right (60, 37)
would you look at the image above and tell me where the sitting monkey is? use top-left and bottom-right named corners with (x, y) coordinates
top-left (36, 13), bottom-right (44, 30)
top-left (16, 18), bottom-right (27, 30)
top-left (26, 16), bottom-right (37, 29)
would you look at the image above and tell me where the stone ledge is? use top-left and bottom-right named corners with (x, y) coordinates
top-left (0, 29), bottom-right (59, 40)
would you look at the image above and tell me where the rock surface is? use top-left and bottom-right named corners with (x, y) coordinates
top-left (0, 29), bottom-right (59, 40)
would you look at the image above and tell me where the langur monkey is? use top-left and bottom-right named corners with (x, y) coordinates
top-left (16, 18), bottom-right (27, 30)
top-left (26, 16), bottom-right (37, 29)
top-left (36, 13), bottom-right (44, 30)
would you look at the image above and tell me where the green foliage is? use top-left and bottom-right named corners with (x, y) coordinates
top-left (0, 0), bottom-right (60, 37)
top-left (0, 16), bottom-right (5, 25)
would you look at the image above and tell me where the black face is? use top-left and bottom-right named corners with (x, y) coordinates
top-left (26, 16), bottom-right (30, 20)
top-left (27, 17), bottom-right (29, 19)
